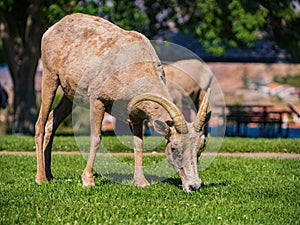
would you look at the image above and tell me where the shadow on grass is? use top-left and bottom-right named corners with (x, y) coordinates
top-left (94, 173), bottom-right (170, 185)
top-left (162, 177), bottom-right (230, 190)
top-left (51, 173), bottom-right (229, 192)
top-left (93, 173), bottom-right (230, 191)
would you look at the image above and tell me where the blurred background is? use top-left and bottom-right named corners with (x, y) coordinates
top-left (0, 0), bottom-right (299, 138)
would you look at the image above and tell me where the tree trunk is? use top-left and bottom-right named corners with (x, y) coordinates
top-left (12, 57), bottom-right (38, 134)
top-left (0, 2), bottom-right (49, 134)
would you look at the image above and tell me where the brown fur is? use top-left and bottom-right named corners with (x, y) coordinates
top-left (164, 59), bottom-right (212, 113)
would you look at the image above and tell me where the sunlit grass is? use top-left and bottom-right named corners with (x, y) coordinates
top-left (0, 135), bottom-right (299, 153)
top-left (1, 154), bottom-right (299, 224)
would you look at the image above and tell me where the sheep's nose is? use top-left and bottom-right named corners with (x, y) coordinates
top-left (183, 181), bottom-right (201, 193)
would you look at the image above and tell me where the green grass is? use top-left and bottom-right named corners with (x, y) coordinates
top-left (274, 74), bottom-right (300, 87)
top-left (0, 135), bottom-right (166, 153)
top-left (0, 135), bottom-right (299, 153)
top-left (1, 154), bottom-right (299, 224)
top-left (220, 137), bottom-right (300, 153)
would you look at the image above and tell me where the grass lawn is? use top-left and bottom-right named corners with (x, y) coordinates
top-left (1, 154), bottom-right (299, 224)
top-left (1, 135), bottom-right (299, 224)
top-left (1, 135), bottom-right (300, 153)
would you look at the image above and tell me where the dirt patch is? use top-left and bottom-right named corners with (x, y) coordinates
top-left (1, 151), bottom-right (299, 159)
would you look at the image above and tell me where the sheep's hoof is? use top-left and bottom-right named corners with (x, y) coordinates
top-left (46, 171), bottom-right (54, 181)
top-left (35, 173), bottom-right (48, 184)
top-left (82, 171), bottom-right (95, 187)
top-left (133, 175), bottom-right (150, 188)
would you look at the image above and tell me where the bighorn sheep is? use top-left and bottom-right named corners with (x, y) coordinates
top-left (164, 59), bottom-right (212, 121)
top-left (35, 13), bottom-right (210, 192)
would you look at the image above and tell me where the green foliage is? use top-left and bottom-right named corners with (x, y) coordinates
top-left (0, 0), bottom-right (17, 10)
top-left (175, 0), bottom-right (266, 55)
top-left (0, 155), bottom-right (299, 224)
top-left (228, 0), bottom-right (267, 42)
top-left (99, 0), bottom-right (149, 33)
top-left (170, 0), bottom-right (300, 61)
top-left (260, 0), bottom-right (300, 62)
top-left (47, 0), bottom-right (150, 33)
top-left (47, 0), bottom-right (99, 24)
top-left (1, 0), bottom-right (300, 66)
top-left (274, 74), bottom-right (300, 88)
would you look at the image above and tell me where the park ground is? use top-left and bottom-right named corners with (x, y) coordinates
top-left (1, 135), bottom-right (299, 224)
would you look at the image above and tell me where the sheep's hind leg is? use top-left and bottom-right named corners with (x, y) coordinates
top-left (35, 68), bottom-right (59, 184)
top-left (82, 99), bottom-right (105, 187)
top-left (132, 121), bottom-right (150, 188)
top-left (43, 94), bottom-right (73, 180)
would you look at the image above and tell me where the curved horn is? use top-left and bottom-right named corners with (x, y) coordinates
top-left (193, 88), bottom-right (211, 132)
top-left (128, 93), bottom-right (188, 134)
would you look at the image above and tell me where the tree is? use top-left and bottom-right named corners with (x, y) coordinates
top-left (164, 0), bottom-right (300, 62)
top-left (1, 0), bottom-right (299, 134)
top-left (0, 0), bottom-right (98, 134)
top-left (97, 0), bottom-right (149, 33)
top-left (0, 0), bottom-right (150, 134)
top-left (261, 0), bottom-right (300, 63)
top-left (1, 1), bottom-right (48, 134)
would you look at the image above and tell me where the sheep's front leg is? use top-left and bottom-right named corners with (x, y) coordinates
top-left (132, 122), bottom-right (150, 188)
top-left (82, 99), bottom-right (105, 187)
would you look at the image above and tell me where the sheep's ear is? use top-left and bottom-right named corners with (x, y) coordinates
top-left (153, 120), bottom-right (170, 136)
